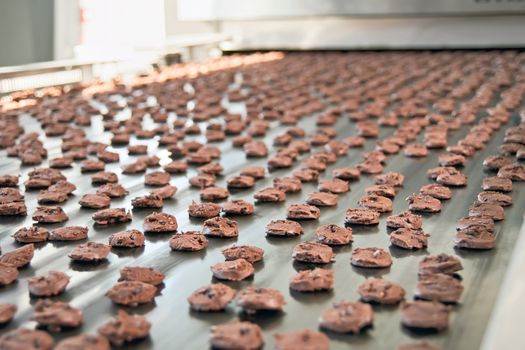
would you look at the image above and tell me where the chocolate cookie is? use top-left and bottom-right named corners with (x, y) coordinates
top-left (390, 228), bottom-right (429, 250)
top-left (456, 215), bottom-right (495, 233)
top-left (375, 172), bottom-right (405, 187)
top-left (144, 171), bottom-right (171, 186)
top-left (425, 136), bottom-right (447, 149)
top-left (400, 301), bottom-right (450, 330)
top-left (273, 132), bottom-right (293, 146)
top-left (292, 168), bottom-right (320, 182)
top-left (386, 211), bottom-right (423, 230)
top-left (364, 184), bottom-right (396, 198)
top-left (376, 141), bottom-right (400, 154)
top-left (287, 204), bottom-right (320, 220)
top-left (0, 262), bottom-right (19, 285)
top-left (122, 160), bottom-right (147, 174)
top-left (119, 266), bottom-right (164, 285)
top-left (68, 241), bottom-right (110, 262)
top-left (94, 184), bottom-right (127, 198)
top-left (358, 194), bottom-right (393, 213)
top-left (274, 329), bottom-right (329, 350)
top-left (477, 191), bottom-right (512, 206)
top-left (454, 227), bottom-right (496, 250)
top-left (266, 219), bottom-right (303, 237)
top-left (418, 254), bottom-right (463, 275)
top-left (211, 258), bottom-right (254, 281)
top-left (109, 229), bottom-right (145, 248)
top-left (342, 135), bottom-right (365, 147)
top-left (132, 194), bottom-right (163, 209)
top-left (189, 174), bottom-right (216, 188)
top-left (319, 300), bottom-right (374, 333)
top-left (26, 168), bottom-right (66, 187)
top-left (221, 199), bottom-right (254, 216)
top-left (81, 159), bottom-right (105, 172)
top-left (188, 283), bottom-right (236, 311)
top-left (37, 189), bottom-right (68, 204)
top-left (49, 156), bottom-right (74, 168)
top-left (28, 271), bottom-right (70, 297)
top-left (227, 175), bottom-right (256, 189)
top-left (345, 208), bottom-right (380, 226)
top-left (0, 175), bottom-right (19, 187)
top-left (300, 158), bottom-right (324, 172)
top-left (209, 320), bottom-right (263, 350)
top-left (164, 160), bottom-right (188, 173)
top-left (404, 144), bottom-right (428, 157)
top-left (151, 185), bottom-right (178, 199)
top-left (358, 278), bottom-right (405, 304)
top-left (32, 206), bottom-right (68, 223)
top-left (79, 194), bottom-right (111, 209)
top-left (306, 192), bottom-right (338, 207)
top-left (106, 281), bottom-right (157, 306)
top-left (332, 167), bottom-right (360, 181)
top-left (483, 155), bottom-right (512, 171)
top-left (316, 224), bottom-right (352, 245)
top-left (244, 140), bottom-right (268, 157)
top-left (0, 244), bottom-right (34, 267)
top-left (55, 334), bottom-right (110, 350)
top-left (137, 156), bottom-right (160, 168)
top-left (289, 268), bottom-right (334, 292)
top-left (420, 184), bottom-right (452, 200)
top-left (186, 151), bottom-right (212, 165)
top-left (188, 201), bottom-right (220, 218)
top-left (351, 247), bottom-right (392, 268)
top-left (292, 242), bottom-right (335, 264)
top-left (97, 149), bottom-right (119, 163)
top-left (254, 187), bottom-right (286, 202)
top-left (223, 245), bottom-right (264, 264)
top-left (32, 299), bottom-right (83, 332)
top-left (203, 217), bottom-right (238, 238)
top-left (236, 287), bottom-right (285, 314)
top-left (200, 186), bottom-right (230, 201)
top-left (12, 226), bottom-right (49, 243)
top-left (406, 194), bottom-right (441, 213)
top-left (318, 178), bottom-right (349, 194)
top-left (415, 273), bottom-right (463, 303)
top-left (447, 144), bottom-right (475, 157)
top-left (0, 188), bottom-right (24, 205)
top-left (356, 160), bottom-right (383, 174)
top-left (92, 208), bottom-right (132, 225)
top-left (240, 166), bottom-right (265, 179)
top-left (0, 303), bottom-right (16, 324)
top-left (438, 153), bottom-right (465, 167)
top-left (169, 231), bottom-right (208, 251)
top-left (49, 226), bottom-right (88, 241)
top-left (273, 177), bottom-right (302, 193)
top-left (0, 328), bottom-right (54, 350)
top-left (128, 144), bottom-right (148, 154)
top-left (48, 180), bottom-right (76, 195)
top-left (482, 176), bottom-right (512, 192)
top-left (97, 310), bottom-right (151, 346)
top-left (6, 198), bottom-right (31, 215)
top-left (468, 202), bottom-right (504, 221)
top-left (356, 121), bottom-right (379, 138)
top-left (91, 171), bottom-right (118, 184)
top-left (143, 212), bottom-right (178, 233)
top-left (427, 166), bottom-right (458, 180)
top-left (436, 170), bottom-right (467, 187)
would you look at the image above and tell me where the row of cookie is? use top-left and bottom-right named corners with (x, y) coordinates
top-left (453, 122), bottom-right (525, 250)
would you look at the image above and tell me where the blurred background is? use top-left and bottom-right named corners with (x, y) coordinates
top-left (1, 0), bottom-right (525, 93)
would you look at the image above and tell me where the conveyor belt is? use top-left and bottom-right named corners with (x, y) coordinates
top-left (0, 53), bottom-right (524, 350)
